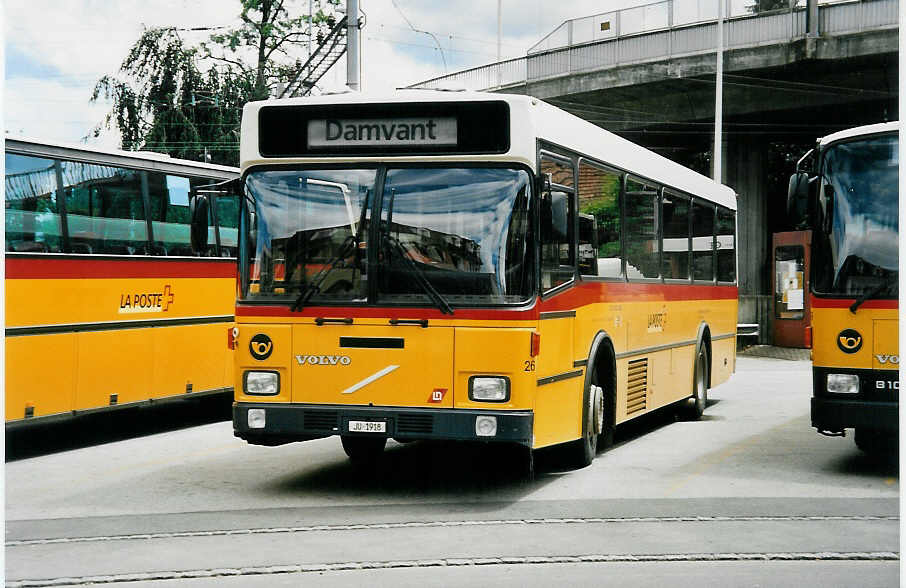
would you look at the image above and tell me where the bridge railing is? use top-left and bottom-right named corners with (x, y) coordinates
top-left (407, 0), bottom-right (896, 91)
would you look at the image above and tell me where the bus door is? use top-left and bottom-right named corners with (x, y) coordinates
top-left (772, 230), bottom-right (811, 348)
top-left (535, 155), bottom-right (580, 448)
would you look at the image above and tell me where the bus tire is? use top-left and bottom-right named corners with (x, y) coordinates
top-left (341, 435), bottom-right (387, 463)
top-left (596, 363), bottom-right (616, 453)
top-left (566, 377), bottom-right (603, 468)
top-left (684, 345), bottom-right (709, 420)
top-left (854, 428), bottom-right (897, 455)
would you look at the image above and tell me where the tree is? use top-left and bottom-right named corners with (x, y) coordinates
top-left (92, 0), bottom-right (341, 166)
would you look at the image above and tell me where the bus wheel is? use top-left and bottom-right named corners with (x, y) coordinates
top-left (341, 436), bottom-right (387, 463)
top-left (854, 428), bottom-right (898, 455)
top-left (567, 379), bottom-right (603, 468)
top-left (596, 371), bottom-right (616, 452)
top-left (516, 444), bottom-right (535, 481)
top-left (684, 346), bottom-right (709, 420)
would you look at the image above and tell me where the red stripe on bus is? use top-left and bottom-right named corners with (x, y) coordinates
top-left (5, 257), bottom-right (237, 279)
top-left (236, 282), bottom-right (738, 320)
top-left (810, 295), bottom-right (898, 310)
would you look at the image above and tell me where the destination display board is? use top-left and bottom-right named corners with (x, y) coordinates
top-left (258, 100), bottom-right (510, 157)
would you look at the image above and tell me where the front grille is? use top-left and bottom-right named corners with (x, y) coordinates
top-left (304, 410), bottom-right (339, 431)
top-left (397, 413), bottom-right (434, 434)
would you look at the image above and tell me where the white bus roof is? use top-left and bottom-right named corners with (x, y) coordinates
top-left (818, 121), bottom-right (899, 147)
top-left (5, 135), bottom-right (239, 175)
top-left (240, 90), bottom-right (736, 211)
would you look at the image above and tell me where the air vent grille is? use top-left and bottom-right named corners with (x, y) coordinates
top-left (398, 413), bottom-right (434, 434)
top-left (627, 358), bottom-right (648, 415)
top-left (304, 410), bottom-right (339, 432)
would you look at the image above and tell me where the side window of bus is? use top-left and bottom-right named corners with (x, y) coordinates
top-left (150, 174), bottom-right (195, 256)
top-left (662, 190), bottom-right (690, 280)
top-left (63, 161), bottom-right (149, 255)
top-left (540, 156), bottom-right (576, 292)
top-left (5, 153), bottom-right (65, 253)
top-left (716, 206), bottom-right (736, 282)
top-left (214, 193), bottom-right (240, 258)
top-left (692, 201), bottom-right (715, 281)
top-left (578, 161), bottom-right (622, 277)
top-left (624, 177), bottom-right (660, 279)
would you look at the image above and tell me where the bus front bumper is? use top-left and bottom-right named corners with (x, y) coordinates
top-left (233, 403), bottom-right (534, 446)
top-left (811, 397), bottom-right (898, 433)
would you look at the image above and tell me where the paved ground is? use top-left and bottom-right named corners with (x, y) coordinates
top-left (5, 355), bottom-right (899, 587)
top-left (738, 345), bottom-right (811, 361)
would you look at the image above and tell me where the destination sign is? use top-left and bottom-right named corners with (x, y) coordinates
top-left (307, 117), bottom-right (457, 148)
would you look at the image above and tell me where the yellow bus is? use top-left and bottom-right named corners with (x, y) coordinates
top-left (5, 137), bottom-right (240, 428)
top-left (224, 91), bottom-right (738, 471)
top-left (787, 121), bottom-right (898, 453)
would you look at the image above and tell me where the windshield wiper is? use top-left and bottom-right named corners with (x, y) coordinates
top-left (385, 235), bottom-right (454, 315)
top-left (849, 274), bottom-right (898, 314)
top-left (291, 235), bottom-right (356, 312)
top-left (291, 187), bottom-right (371, 312)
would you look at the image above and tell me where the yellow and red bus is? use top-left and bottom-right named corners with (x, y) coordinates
top-left (226, 91), bottom-right (737, 470)
top-left (788, 121), bottom-right (898, 453)
top-left (5, 137), bottom-right (240, 428)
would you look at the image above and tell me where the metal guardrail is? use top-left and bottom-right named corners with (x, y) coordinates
top-left (408, 0), bottom-right (896, 92)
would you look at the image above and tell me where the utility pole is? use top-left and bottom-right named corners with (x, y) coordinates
top-left (347, 0), bottom-right (361, 91)
top-left (497, 0), bottom-right (502, 62)
top-left (713, 0), bottom-right (724, 183)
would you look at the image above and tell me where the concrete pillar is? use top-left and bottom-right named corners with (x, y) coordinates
top-left (724, 134), bottom-right (772, 344)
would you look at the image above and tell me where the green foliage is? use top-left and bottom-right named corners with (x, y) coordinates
top-left (92, 0), bottom-right (341, 166)
top-left (748, 0), bottom-right (792, 12)
top-left (580, 173), bottom-right (621, 258)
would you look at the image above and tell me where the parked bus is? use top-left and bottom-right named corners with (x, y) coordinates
top-left (224, 91), bottom-right (738, 471)
top-left (5, 137), bottom-right (240, 428)
top-left (787, 121), bottom-right (898, 453)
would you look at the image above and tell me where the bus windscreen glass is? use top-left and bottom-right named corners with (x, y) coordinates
top-left (813, 133), bottom-right (898, 297)
top-left (244, 166), bottom-right (534, 306)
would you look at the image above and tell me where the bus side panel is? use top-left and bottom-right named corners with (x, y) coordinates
top-left (152, 324), bottom-right (230, 399)
top-left (534, 315), bottom-right (580, 449)
top-left (76, 329), bottom-right (155, 408)
top-left (710, 337), bottom-right (736, 388)
top-left (6, 334), bottom-right (77, 420)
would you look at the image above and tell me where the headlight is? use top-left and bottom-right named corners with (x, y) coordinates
top-left (244, 371), bottom-right (279, 395)
top-left (469, 376), bottom-right (510, 402)
top-left (827, 373), bottom-right (859, 394)
top-left (475, 415), bottom-right (498, 437)
top-left (248, 408), bottom-right (266, 429)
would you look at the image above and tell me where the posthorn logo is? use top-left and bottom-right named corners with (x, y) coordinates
top-left (249, 334), bottom-right (273, 360)
top-left (836, 329), bottom-right (863, 354)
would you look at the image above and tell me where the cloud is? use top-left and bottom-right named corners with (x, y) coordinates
top-left (4, 0), bottom-right (644, 146)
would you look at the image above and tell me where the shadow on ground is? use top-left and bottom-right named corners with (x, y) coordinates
top-left (5, 395), bottom-right (232, 461)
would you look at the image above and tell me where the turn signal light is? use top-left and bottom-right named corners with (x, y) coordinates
top-left (530, 332), bottom-right (541, 357)
top-left (804, 326), bottom-right (812, 349)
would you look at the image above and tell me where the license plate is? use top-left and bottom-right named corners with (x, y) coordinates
top-left (348, 420), bottom-right (386, 433)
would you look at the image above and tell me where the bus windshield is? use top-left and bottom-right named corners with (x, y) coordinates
top-left (244, 166), bottom-right (534, 307)
top-left (813, 133), bottom-right (899, 298)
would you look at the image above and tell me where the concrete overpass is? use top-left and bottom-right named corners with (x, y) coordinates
top-left (410, 0), bottom-right (898, 342)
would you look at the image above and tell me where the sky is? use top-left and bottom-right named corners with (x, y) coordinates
top-left (4, 0), bottom-right (635, 151)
